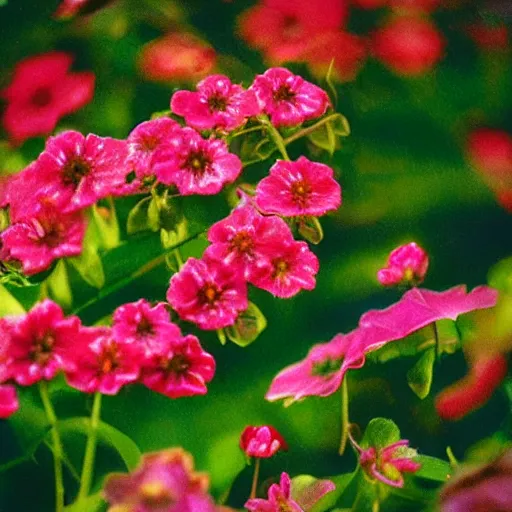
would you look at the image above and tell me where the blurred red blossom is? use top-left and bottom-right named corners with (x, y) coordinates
top-left (240, 425), bottom-right (288, 458)
top-left (138, 33), bottom-right (216, 83)
top-left (372, 16), bottom-right (445, 75)
top-left (54, 0), bottom-right (116, 20)
top-left (466, 22), bottom-right (509, 51)
top-left (1, 52), bottom-right (95, 144)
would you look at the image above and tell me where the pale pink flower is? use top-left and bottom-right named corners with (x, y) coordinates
top-left (5, 300), bottom-right (83, 386)
top-left (265, 333), bottom-right (366, 404)
top-left (205, 203), bottom-right (294, 280)
top-left (171, 75), bottom-right (260, 132)
top-left (250, 68), bottom-right (330, 127)
top-left (104, 448), bottom-right (216, 512)
top-left (34, 130), bottom-right (131, 211)
top-left (250, 240), bottom-right (319, 298)
top-left (141, 334), bottom-right (215, 398)
top-left (350, 436), bottom-right (421, 488)
top-left (255, 157), bottom-right (341, 217)
top-left (167, 257), bottom-right (248, 330)
top-left (65, 328), bottom-right (141, 395)
top-left (1, 52), bottom-right (94, 144)
top-left (152, 128), bottom-right (242, 195)
top-left (0, 199), bottom-right (86, 275)
top-left (113, 300), bottom-right (181, 357)
top-left (240, 425), bottom-right (288, 458)
top-left (0, 385), bottom-right (19, 419)
top-left (377, 242), bottom-right (429, 287)
top-left (126, 118), bottom-right (181, 191)
top-left (245, 472), bottom-right (335, 512)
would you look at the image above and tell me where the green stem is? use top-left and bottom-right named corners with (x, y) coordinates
top-left (432, 321), bottom-right (440, 362)
top-left (260, 118), bottom-right (290, 160)
top-left (77, 392), bottom-right (102, 502)
top-left (173, 247), bottom-right (184, 269)
top-left (284, 113), bottom-right (340, 145)
top-left (339, 378), bottom-right (350, 455)
top-left (39, 382), bottom-right (65, 512)
top-left (249, 458), bottom-right (261, 500)
top-left (230, 125), bottom-right (265, 139)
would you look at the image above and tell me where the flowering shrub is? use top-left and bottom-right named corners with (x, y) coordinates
top-left (1, 1), bottom-right (511, 512)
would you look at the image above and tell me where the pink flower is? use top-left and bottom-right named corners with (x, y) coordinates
top-left (205, 203), bottom-right (295, 280)
top-left (240, 425), bottom-right (288, 458)
top-left (377, 242), bottom-right (429, 287)
top-left (126, 118), bottom-right (181, 190)
top-left (265, 333), bottom-right (366, 404)
top-left (167, 257), bottom-right (248, 330)
top-left (4, 300), bottom-right (83, 386)
top-left (0, 385), bottom-right (19, 419)
top-left (1, 52), bottom-right (94, 144)
top-left (0, 198), bottom-right (86, 275)
top-left (250, 68), bottom-right (330, 127)
top-left (138, 33), bottom-right (216, 83)
top-left (152, 128), bottom-right (242, 195)
top-left (54, 0), bottom-right (115, 19)
top-left (34, 130), bottom-right (131, 211)
top-left (250, 240), bottom-right (319, 298)
top-left (171, 75), bottom-right (260, 132)
top-left (113, 300), bottom-right (181, 357)
top-left (141, 334), bottom-right (215, 399)
top-left (245, 472), bottom-right (335, 512)
top-left (255, 156), bottom-right (341, 217)
top-left (372, 16), bottom-right (445, 76)
top-left (65, 329), bottom-right (141, 395)
top-left (103, 448), bottom-right (216, 512)
top-left (238, 0), bottom-right (348, 65)
top-left (350, 436), bottom-right (421, 488)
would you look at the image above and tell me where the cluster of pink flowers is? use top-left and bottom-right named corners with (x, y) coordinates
top-left (0, 298), bottom-right (216, 417)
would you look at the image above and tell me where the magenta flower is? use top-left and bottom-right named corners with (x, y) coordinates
top-left (205, 204), bottom-right (295, 280)
top-left (142, 334), bottom-right (215, 399)
top-left (0, 199), bottom-right (86, 275)
top-left (126, 117), bottom-right (180, 190)
top-left (245, 472), bottom-right (335, 512)
top-left (54, 0), bottom-right (115, 19)
top-left (266, 333), bottom-right (366, 404)
top-left (250, 240), bottom-right (319, 298)
top-left (240, 425), bottom-right (288, 458)
top-left (255, 157), bottom-right (341, 217)
top-left (167, 257), bottom-right (248, 330)
top-left (171, 75), bottom-right (260, 132)
top-left (4, 300), bottom-right (83, 386)
top-left (0, 385), bottom-right (19, 419)
top-left (103, 448), bottom-right (216, 512)
top-left (351, 437), bottom-right (421, 488)
top-left (65, 329), bottom-right (141, 395)
top-left (250, 68), bottom-right (330, 127)
top-left (113, 299), bottom-right (181, 357)
top-left (34, 130), bottom-right (130, 211)
top-left (152, 128), bottom-right (242, 195)
top-left (377, 242), bottom-right (429, 287)
top-left (1, 52), bottom-right (95, 144)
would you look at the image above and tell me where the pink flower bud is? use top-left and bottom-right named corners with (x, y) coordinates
top-left (240, 425), bottom-right (288, 458)
top-left (377, 242), bottom-right (429, 287)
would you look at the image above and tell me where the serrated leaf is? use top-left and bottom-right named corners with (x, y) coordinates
top-left (298, 216), bottom-right (324, 245)
top-left (407, 347), bottom-right (435, 399)
top-left (414, 455), bottom-right (452, 482)
top-left (126, 196), bottom-right (158, 234)
top-left (361, 418), bottom-right (401, 450)
top-left (57, 417), bottom-right (141, 471)
top-left (225, 302), bottom-right (267, 347)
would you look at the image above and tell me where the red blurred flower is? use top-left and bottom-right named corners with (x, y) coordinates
top-left (138, 33), bottom-right (216, 83)
top-left (466, 22), bottom-right (509, 51)
top-left (240, 425), bottom-right (287, 458)
top-left (372, 16), bottom-right (445, 76)
top-left (388, 0), bottom-right (441, 13)
top-left (1, 52), bottom-right (95, 144)
top-left (377, 242), bottom-right (429, 287)
top-left (54, 0), bottom-right (116, 20)
top-left (436, 354), bottom-right (508, 421)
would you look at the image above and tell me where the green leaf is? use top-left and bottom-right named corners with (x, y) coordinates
top-left (406, 347), bottom-right (435, 399)
top-left (308, 122), bottom-right (337, 154)
top-left (92, 202), bottom-right (120, 250)
top-left (68, 246), bottom-right (105, 289)
top-left (0, 284), bottom-right (25, 315)
top-left (331, 114), bottom-right (351, 136)
top-left (47, 260), bottom-right (73, 310)
top-left (160, 219), bottom-right (188, 250)
top-left (488, 255), bottom-right (512, 294)
top-left (361, 418), bottom-right (401, 450)
top-left (57, 417), bottom-right (141, 471)
top-left (150, 109), bottom-right (172, 120)
top-left (126, 196), bottom-right (158, 235)
top-left (298, 216), bottom-right (324, 245)
top-left (225, 302), bottom-right (267, 347)
top-left (309, 473), bottom-right (356, 512)
top-left (291, 475), bottom-right (338, 511)
top-left (64, 492), bottom-right (104, 512)
top-left (414, 455), bottom-right (452, 483)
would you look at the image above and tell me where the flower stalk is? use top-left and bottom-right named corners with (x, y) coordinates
top-left (339, 377), bottom-right (349, 455)
top-left (249, 457), bottom-right (261, 500)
